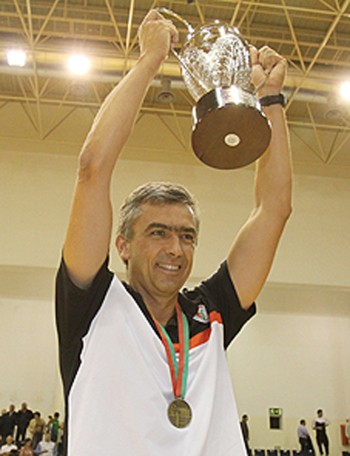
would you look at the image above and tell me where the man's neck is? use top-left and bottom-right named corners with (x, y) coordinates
top-left (127, 279), bottom-right (179, 326)
top-left (144, 296), bottom-right (177, 327)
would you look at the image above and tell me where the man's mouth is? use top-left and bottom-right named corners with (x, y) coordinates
top-left (157, 263), bottom-right (181, 271)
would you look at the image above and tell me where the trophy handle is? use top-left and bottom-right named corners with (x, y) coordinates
top-left (156, 7), bottom-right (210, 94)
top-left (156, 7), bottom-right (194, 35)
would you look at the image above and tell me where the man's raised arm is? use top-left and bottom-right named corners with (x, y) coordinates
top-left (63, 11), bottom-right (178, 289)
top-left (227, 46), bottom-right (293, 310)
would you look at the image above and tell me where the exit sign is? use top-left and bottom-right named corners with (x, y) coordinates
top-left (269, 408), bottom-right (283, 417)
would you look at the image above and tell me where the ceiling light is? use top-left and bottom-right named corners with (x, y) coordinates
top-left (67, 54), bottom-right (91, 75)
top-left (6, 49), bottom-right (26, 67)
top-left (339, 81), bottom-right (350, 101)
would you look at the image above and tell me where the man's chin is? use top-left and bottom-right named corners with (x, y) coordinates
top-left (155, 276), bottom-right (189, 294)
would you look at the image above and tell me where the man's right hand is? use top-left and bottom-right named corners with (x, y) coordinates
top-left (138, 9), bottom-right (178, 71)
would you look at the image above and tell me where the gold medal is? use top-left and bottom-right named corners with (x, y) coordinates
top-left (153, 304), bottom-right (192, 428)
top-left (168, 398), bottom-right (192, 428)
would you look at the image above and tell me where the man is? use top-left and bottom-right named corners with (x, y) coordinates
top-left (0, 435), bottom-right (18, 455)
top-left (28, 413), bottom-right (46, 451)
top-left (49, 414), bottom-right (60, 443)
top-left (55, 9), bottom-right (292, 456)
top-left (346, 418), bottom-right (350, 443)
top-left (0, 406), bottom-right (17, 445)
top-left (298, 419), bottom-right (314, 455)
top-left (312, 409), bottom-right (330, 456)
top-left (0, 410), bottom-right (6, 444)
top-left (240, 414), bottom-right (251, 455)
top-left (34, 432), bottom-right (55, 456)
top-left (15, 403), bottom-right (33, 444)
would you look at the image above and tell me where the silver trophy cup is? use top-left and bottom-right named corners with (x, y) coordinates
top-left (159, 8), bottom-right (271, 169)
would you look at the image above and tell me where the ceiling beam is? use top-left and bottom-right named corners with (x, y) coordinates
top-left (286, 0), bottom-right (350, 109)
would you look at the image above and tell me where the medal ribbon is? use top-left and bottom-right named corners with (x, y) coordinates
top-left (154, 303), bottom-right (190, 399)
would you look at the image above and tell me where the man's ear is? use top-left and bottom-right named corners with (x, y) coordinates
top-left (115, 235), bottom-right (130, 263)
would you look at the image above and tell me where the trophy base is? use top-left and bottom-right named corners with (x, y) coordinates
top-left (192, 86), bottom-right (271, 169)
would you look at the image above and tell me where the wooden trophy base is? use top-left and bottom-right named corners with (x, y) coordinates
top-left (191, 86), bottom-right (271, 169)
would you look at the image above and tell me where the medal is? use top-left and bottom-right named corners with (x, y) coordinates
top-left (168, 398), bottom-right (192, 429)
top-left (154, 303), bottom-right (192, 428)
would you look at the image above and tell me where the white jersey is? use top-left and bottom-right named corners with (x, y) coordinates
top-left (56, 259), bottom-right (255, 456)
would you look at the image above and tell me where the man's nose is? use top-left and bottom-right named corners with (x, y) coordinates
top-left (165, 233), bottom-right (183, 256)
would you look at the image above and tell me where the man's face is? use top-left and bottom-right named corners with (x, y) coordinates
top-left (116, 203), bottom-right (197, 300)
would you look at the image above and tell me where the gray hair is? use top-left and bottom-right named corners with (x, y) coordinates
top-left (117, 182), bottom-right (200, 240)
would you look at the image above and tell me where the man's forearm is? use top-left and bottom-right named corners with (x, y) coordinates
top-left (254, 104), bottom-right (292, 219)
top-left (77, 10), bottom-right (177, 179)
top-left (79, 54), bottom-right (161, 177)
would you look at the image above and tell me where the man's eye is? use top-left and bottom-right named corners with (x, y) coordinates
top-left (181, 233), bottom-right (196, 244)
top-left (151, 230), bottom-right (166, 237)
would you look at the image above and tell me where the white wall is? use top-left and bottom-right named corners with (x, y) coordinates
top-left (1, 150), bottom-right (350, 286)
top-left (0, 298), bottom-right (62, 416)
top-left (228, 310), bottom-right (350, 452)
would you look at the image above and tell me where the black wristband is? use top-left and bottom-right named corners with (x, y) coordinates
top-left (259, 93), bottom-right (286, 107)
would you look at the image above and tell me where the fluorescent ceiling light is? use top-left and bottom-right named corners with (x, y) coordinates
top-left (67, 54), bottom-right (91, 75)
top-left (7, 49), bottom-right (26, 67)
top-left (339, 81), bottom-right (350, 101)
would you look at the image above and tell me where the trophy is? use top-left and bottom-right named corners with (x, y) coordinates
top-left (158, 8), bottom-right (271, 169)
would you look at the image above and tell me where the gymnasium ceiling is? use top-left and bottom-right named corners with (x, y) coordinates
top-left (1, 0), bottom-right (350, 175)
